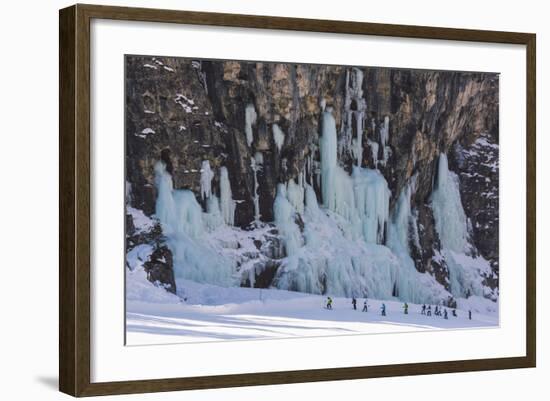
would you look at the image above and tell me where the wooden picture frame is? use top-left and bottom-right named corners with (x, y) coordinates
top-left (59, 3), bottom-right (536, 397)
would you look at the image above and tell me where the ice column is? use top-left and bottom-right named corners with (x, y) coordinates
top-left (272, 123), bottom-right (285, 152)
top-left (341, 68), bottom-right (367, 166)
top-left (286, 176), bottom-right (305, 215)
top-left (379, 116), bottom-right (390, 166)
top-left (386, 180), bottom-right (421, 302)
top-left (273, 184), bottom-right (303, 256)
top-left (431, 153), bottom-right (482, 298)
top-left (320, 108), bottom-right (356, 220)
top-left (320, 109), bottom-right (338, 211)
top-left (153, 161), bottom-right (235, 286)
top-left (245, 104), bottom-right (257, 147)
top-left (251, 152), bottom-right (263, 222)
top-left (203, 195), bottom-right (224, 231)
top-left (154, 161), bottom-right (177, 234)
top-left (431, 153), bottom-right (469, 252)
top-left (352, 167), bottom-right (390, 244)
top-left (220, 166), bottom-right (236, 226)
top-left (199, 160), bottom-right (214, 201)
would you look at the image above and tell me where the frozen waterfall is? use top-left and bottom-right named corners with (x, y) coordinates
top-left (386, 178), bottom-right (448, 304)
top-left (220, 166), bottom-right (236, 226)
top-left (200, 160), bottom-right (214, 201)
top-left (319, 109), bottom-right (391, 245)
top-left (154, 161), bottom-right (234, 286)
top-left (273, 179), bottom-right (400, 299)
top-left (204, 195), bottom-right (224, 231)
top-left (431, 153), bottom-right (470, 253)
top-left (431, 153), bottom-right (489, 298)
top-left (272, 123), bottom-right (285, 152)
top-left (351, 167), bottom-right (390, 244)
top-left (320, 108), bottom-right (356, 219)
top-left (379, 116), bottom-right (390, 166)
top-left (341, 67), bottom-right (367, 166)
top-left (154, 161), bottom-right (176, 234)
top-left (320, 108), bottom-right (338, 211)
top-left (245, 104), bottom-right (257, 147)
top-left (251, 153), bottom-right (263, 223)
top-left (286, 176), bottom-right (305, 215)
top-left (273, 184), bottom-right (303, 256)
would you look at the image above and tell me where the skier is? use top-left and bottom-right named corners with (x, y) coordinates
top-left (362, 300), bottom-right (368, 312)
top-left (427, 305), bottom-right (432, 316)
top-left (421, 304), bottom-right (426, 315)
top-left (434, 305), bottom-right (440, 316)
top-left (452, 309), bottom-right (457, 317)
top-left (468, 309), bottom-right (472, 320)
top-left (381, 303), bottom-right (386, 316)
top-left (403, 302), bottom-right (409, 315)
top-left (326, 297), bottom-right (333, 310)
top-left (444, 309), bottom-right (448, 319)
top-left (352, 297), bottom-right (357, 310)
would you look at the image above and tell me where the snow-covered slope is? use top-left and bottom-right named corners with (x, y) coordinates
top-left (126, 276), bottom-right (498, 345)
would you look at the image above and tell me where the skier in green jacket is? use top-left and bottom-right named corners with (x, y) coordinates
top-left (403, 302), bottom-right (409, 315)
top-left (326, 297), bottom-right (333, 310)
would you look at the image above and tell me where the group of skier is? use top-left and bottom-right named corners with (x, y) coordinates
top-left (326, 297), bottom-right (473, 320)
top-left (420, 303), bottom-right (472, 320)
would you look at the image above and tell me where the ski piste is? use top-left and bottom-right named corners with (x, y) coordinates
top-left (126, 274), bottom-right (498, 345)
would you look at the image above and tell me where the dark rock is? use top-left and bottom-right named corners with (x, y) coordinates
top-left (143, 245), bottom-right (176, 294)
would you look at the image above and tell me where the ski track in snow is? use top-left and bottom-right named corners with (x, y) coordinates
top-left (126, 279), bottom-right (498, 345)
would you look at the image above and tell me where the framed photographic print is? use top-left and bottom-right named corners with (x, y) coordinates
top-left (59, 4), bottom-right (536, 397)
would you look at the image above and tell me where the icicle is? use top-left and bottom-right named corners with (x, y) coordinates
top-left (250, 152), bottom-right (263, 223)
top-left (203, 195), bottom-right (224, 231)
top-left (245, 104), bottom-right (257, 147)
top-left (388, 182), bottom-right (414, 252)
top-left (351, 167), bottom-right (390, 244)
top-left (430, 153), bottom-right (490, 299)
top-left (307, 143), bottom-right (317, 186)
top-left (154, 161), bottom-right (176, 233)
top-left (367, 139), bottom-right (379, 167)
top-left (199, 160), bottom-right (214, 201)
top-left (153, 160), bottom-right (234, 286)
top-left (273, 184), bottom-right (302, 256)
top-left (380, 116), bottom-right (390, 166)
top-left (155, 160), bottom-right (203, 238)
top-left (154, 160), bottom-right (204, 239)
top-left (219, 166), bottom-right (236, 226)
top-left (353, 121), bottom-right (364, 168)
top-left (304, 184), bottom-right (320, 214)
top-left (340, 69), bottom-right (352, 156)
top-left (286, 176), bottom-right (305, 215)
top-left (431, 154), bottom-right (469, 252)
top-left (320, 109), bottom-right (338, 211)
top-left (172, 190), bottom-right (204, 239)
top-left (341, 67), bottom-right (366, 163)
top-left (320, 108), bottom-right (356, 219)
top-left (386, 178), bottom-right (428, 303)
top-left (272, 123), bottom-right (285, 152)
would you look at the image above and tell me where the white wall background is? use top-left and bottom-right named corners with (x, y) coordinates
top-left (0, 0), bottom-right (546, 400)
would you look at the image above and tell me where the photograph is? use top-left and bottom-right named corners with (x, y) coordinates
top-left (0, 0), bottom-right (543, 398)
top-left (124, 56), bottom-right (500, 345)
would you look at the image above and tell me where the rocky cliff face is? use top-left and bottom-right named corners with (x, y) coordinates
top-left (125, 55), bottom-right (499, 299)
